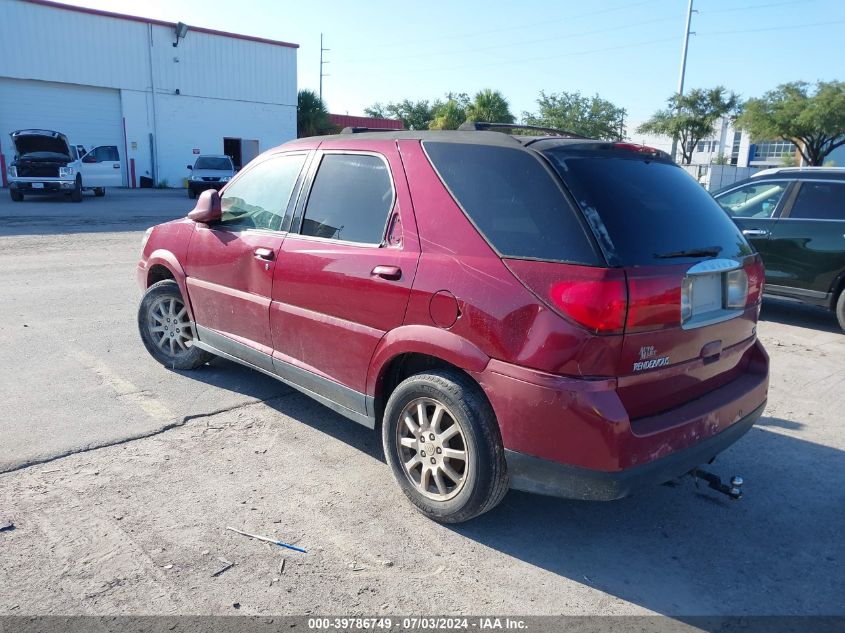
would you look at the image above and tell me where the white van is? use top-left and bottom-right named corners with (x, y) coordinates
top-left (7, 129), bottom-right (123, 202)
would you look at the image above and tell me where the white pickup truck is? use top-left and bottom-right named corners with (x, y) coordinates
top-left (7, 129), bottom-right (123, 202)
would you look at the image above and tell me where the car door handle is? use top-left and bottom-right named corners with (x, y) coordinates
top-left (112, 163), bottom-right (120, 169)
top-left (254, 247), bottom-right (275, 261)
top-left (371, 265), bottom-right (401, 280)
top-left (742, 229), bottom-right (770, 237)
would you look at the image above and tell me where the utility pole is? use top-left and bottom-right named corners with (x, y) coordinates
top-left (319, 33), bottom-right (329, 102)
top-left (670, 0), bottom-right (696, 162)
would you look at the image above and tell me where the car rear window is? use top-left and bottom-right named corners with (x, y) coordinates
top-left (423, 142), bottom-right (601, 265)
top-left (544, 150), bottom-right (753, 266)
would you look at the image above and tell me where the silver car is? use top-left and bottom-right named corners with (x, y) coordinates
top-left (187, 154), bottom-right (235, 199)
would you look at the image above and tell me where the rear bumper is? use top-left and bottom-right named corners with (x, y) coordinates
top-left (506, 401), bottom-right (764, 500)
top-left (478, 338), bottom-right (769, 499)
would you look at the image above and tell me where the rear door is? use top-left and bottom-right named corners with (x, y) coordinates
top-left (270, 144), bottom-right (420, 407)
top-left (79, 145), bottom-right (123, 187)
top-left (184, 151), bottom-right (309, 369)
top-left (765, 179), bottom-right (845, 300)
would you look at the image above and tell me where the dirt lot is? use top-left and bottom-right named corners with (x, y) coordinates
top-left (0, 191), bottom-right (843, 616)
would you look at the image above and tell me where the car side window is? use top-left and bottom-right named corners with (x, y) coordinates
top-left (300, 154), bottom-right (394, 244)
top-left (716, 181), bottom-right (788, 218)
top-left (788, 182), bottom-right (845, 220)
top-left (219, 153), bottom-right (307, 232)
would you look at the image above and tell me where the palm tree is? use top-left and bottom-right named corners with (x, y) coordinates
top-left (466, 89), bottom-right (515, 124)
top-left (297, 89), bottom-right (332, 138)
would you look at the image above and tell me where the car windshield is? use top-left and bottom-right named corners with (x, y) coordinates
top-left (543, 149), bottom-right (753, 266)
top-left (195, 157), bottom-right (231, 170)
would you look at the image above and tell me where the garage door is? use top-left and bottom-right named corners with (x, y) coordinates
top-left (0, 77), bottom-right (124, 184)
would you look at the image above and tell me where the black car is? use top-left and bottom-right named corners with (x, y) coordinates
top-left (714, 167), bottom-right (845, 330)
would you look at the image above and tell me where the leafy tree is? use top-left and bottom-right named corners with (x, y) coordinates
top-left (523, 91), bottom-right (626, 141)
top-left (364, 99), bottom-right (440, 130)
top-left (636, 87), bottom-right (739, 165)
top-left (466, 89), bottom-right (515, 124)
top-left (736, 81), bottom-right (845, 166)
top-left (297, 89), bottom-right (334, 138)
top-left (430, 93), bottom-right (471, 130)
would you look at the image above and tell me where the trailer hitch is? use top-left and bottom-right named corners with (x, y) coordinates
top-left (690, 468), bottom-right (744, 500)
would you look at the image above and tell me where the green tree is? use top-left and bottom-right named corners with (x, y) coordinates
top-left (523, 91), bottom-right (626, 141)
top-left (466, 89), bottom-right (515, 124)
top-left (736, 81), bottom-right (845, 166)
top-left (429, 93), bottom-right (471, 130)
top-left (636, 87), bottom-right (739, 165)
top-left (297, 89), bottom-right (333, 138)
top-left (364, 99), bottom-right (440, 130)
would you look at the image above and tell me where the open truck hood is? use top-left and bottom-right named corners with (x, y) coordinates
top-left (11, 129), bottom-right (72, 160)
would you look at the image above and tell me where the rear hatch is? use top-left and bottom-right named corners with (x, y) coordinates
top-left (541, 142), bottom-right (763, 419)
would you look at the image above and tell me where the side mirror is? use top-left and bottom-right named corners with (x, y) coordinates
top-left (187, 165), bottom-right (193, 170)
top-left (188, 189), bottom-right (222, 223)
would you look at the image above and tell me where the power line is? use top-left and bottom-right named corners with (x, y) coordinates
top-left (338, 0), bottom-right (657, 52)
top-left (334, 15), bottom-right (680, 67)
top-left (700, 18), bottom-right (845, 36)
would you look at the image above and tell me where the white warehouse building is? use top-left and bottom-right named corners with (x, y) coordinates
top-left (0, 0), bottom-right (298, 188)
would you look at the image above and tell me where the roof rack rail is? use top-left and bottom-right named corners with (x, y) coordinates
top-left (339, 126), bottom-right (400, 134)
top-left (457, 121), bottom-right (588, 138)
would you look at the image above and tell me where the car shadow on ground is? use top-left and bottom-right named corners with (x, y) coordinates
top-left (183, 357), bottom-right (384, 462)
top-left (449, 422), bottom-right (844, 615)
top-left (759, 298), bottom-right (841, 334)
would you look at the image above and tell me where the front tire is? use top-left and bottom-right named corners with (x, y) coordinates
top-left (188, 187), bottom-right (196, 199)
top-left (10, 189), bottom-right (23, 202)
top-left (138, 280), bottom-right (214, 370)
top-left (835, 288), bottom-right (845, 332)
top-left (382, 369), bottom-right (509, 523)
top-left (70, 177), bottom-right (82, 202)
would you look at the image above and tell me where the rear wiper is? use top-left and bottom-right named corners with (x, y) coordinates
top-left (654, 246), bottom-right (722, 259)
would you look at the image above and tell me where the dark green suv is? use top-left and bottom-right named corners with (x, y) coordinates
top-left (714, 167), bottom-right (845, 330)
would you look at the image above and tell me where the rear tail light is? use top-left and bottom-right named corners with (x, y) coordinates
top-left (612, 142), bottom-right (662, 155)
top-left (626, 275), bottom-right (683, 332)
top-left (549, 276), bottom-right (628, 334)
top-left (744, 257), bottom-right (765, 306)
top-left (725, 269), bottom-right (749, 309)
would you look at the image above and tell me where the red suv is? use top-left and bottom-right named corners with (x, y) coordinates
top-left (137, 124), bottom-right (769, 523)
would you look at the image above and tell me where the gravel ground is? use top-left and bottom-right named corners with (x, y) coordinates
top-left (0, 192), bottom-right (842, 616)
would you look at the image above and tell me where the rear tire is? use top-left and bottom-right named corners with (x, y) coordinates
top-left (10, 189), bottom-right (23, 202)
top-left (94, 187), bottom-right (106, 197)
top-left (835, 288), bottom-right (845, 332)
top-left (70, 177), bottom-right (82, 202)
top-left (138, 280), bottom-right (214, 370)
top-left (382, 369), bottom-right (509, 523)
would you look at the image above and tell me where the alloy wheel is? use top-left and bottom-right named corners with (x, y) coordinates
top-left (396, 397), bottom-right (469, 501)
top-left (146, 296), bottom-right (195, 357)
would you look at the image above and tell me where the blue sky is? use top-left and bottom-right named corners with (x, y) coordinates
top-left (64, 0), bottom-right (845, 126)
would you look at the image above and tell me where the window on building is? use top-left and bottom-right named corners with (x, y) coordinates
top-left (300, 154), bottom-right (394, 244)
top-left (730, 131), bottom-right (742, 166)
top-left (753, 141), bottom-right (797, 161)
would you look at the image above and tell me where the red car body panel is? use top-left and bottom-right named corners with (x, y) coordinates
top-left (138, 133), bottom-right (769, 500)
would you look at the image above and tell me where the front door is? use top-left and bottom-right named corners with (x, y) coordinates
top-left (715, 179), bottom-right (793, 285)
top-left (184, 151), bottom-right (309, 369)
top-left (79, 145), bottom-right (123, 187)
top-left (270, 147), bottom-right (420, 414)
